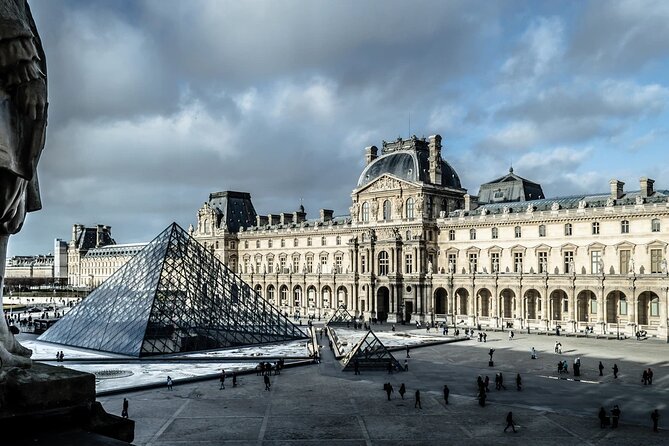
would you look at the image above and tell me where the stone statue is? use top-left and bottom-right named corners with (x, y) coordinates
top-left (394, 196), bottom-right (403, 216)
top-left (526, 203), bottom-right (534, 214)
top-left (370, 199), bottom-right (378, 219)
top-left (661, 259), bottom-right (667, 275)
top-left (551, 202), bottom-right (560, 211)
top-left (578, 200), bottom-right (586, 209)
top-left (606, 197), bottom-right (615, 207)
top-left (349, 201), bottom-right (359, 219)
top-left (427, 261), bottom-right (433, 274)
top-left (0, 0), bottom-right (47, 368)
top-left (448, 260), bottom-right (454, 274)
top-left (635, 195), bottom-right (644, 205)
top-left (628, 258), bottom-right (635, 274)
top-left (597, 258), bottom-right (604, 274)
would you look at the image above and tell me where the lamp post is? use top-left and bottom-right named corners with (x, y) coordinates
top-left (617, 316), bottom-right (620, 340)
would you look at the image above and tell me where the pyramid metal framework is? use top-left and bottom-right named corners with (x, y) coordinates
top-left (341, 330), bottom-right (403, 371)
top-left (39, 223), bottom-right (308, 357)
top-left (326, 305), bottom-right (354, 326)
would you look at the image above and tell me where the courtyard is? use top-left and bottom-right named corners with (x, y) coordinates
top-left (96, 324), bottom-right (669, 445)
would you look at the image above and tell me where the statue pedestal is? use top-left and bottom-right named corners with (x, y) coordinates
top-left (0, 363), bottom-right (134, 444)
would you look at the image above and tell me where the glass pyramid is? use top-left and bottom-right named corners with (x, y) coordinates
top-left (341, 330), bottom-right (402, 372)
top-left (39, 223), bottom-right (308, 357)
top-left (326, 305), bottom-right (354, 326)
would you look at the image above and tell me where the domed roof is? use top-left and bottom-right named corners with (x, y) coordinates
top-left (356, 150), bottom-right (462, 189)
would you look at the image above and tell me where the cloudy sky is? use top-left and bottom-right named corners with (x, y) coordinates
top-left (9, 0), bottom-right (669, 256)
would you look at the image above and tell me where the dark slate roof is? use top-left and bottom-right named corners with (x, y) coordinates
top-left (208, 191), bottom-right (258, 232)
top-left (244, 215), bottom-right (351, 232)
top-left (76, 227), bottom-right (115, 250)
top-left (477, 167), bottom-right (545, 204)
top-left (356, 150), bottom-right (462, 189)
top-left (451, 189), bottom-right (669, 217)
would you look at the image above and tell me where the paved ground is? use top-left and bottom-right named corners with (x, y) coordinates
top-left (98, 325), bottom-right (669, 445)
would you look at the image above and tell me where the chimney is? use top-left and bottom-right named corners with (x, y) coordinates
top-left (428, 134), bottom-right (442, 185)
top-left (464, 194), bottom-right (478, 211)
top-left (320, 209), bottom-right (334, 222)
top-left (365, 146), bottom-right (378, 165)
top-left (96, 224), bottom-right (104, 247)
top-left (280, 213), bottom-right (294, 225)
top-left (256, 215), bottom-right (269, 226)
top-left (609, 179), bottom-right (624, 199)
top-left (268, 214), bottom-right (280, 226)
top-left (640, 177), bottom-right (654, 198)
top-left (71, 224), bottom-right (78, 243)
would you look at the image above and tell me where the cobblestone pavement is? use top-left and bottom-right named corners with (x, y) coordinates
top-left (99, 325), bottom-right (669, 445)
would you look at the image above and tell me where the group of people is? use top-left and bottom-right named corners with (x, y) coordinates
top-left (55, 350), bottom-right (65, 362)
top-left (383, 382), bottom-right (449, 409)
top-left (256, 359), bottom-right (284, 376)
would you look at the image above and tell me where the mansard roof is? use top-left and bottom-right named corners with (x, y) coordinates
top-left (477, 167), bottom-right (545, 204)
top-left (207, 191), bottom-right (258, 232)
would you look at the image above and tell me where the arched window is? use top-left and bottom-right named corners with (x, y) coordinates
top-left (406, 198), bottom-right (415, 219)
top-left (293, 238), bottom-right (298, 247)
top-left (267, 285), bottom-right (275, 304)
top-left (564, 223), bottom-right (572, 236)
top-left (378, 251), bottom-right (389, 275)
top-left (592, 222), bottom-right (600, 235)
top-left (255, 240), bottom-right (260, 248)
top-left (215, 241), bottom-right (219, 249)
top-left (280, 239), bottom-right (285, 248)
top-left (336, 236), bottom-right (341, 245)
top-left (383, 200), bottom-right (391, 221)
top-left (469, 229), bottom-right (476, 240)
top-left (539, 225), bottom-right (546, 237)
top-left (449, 229), bottom-right (455, 241)
top-left (362, 202), bottom-right (370, 222)
top-left (652, 218), bottom-right (661, 232)
top-left (321, 236), bottom-right (326, 246)
top-left (280, 285), bottom-right (288, 305)
top-left (491, 227), bottom-right (498, 239)
top-left (307, 237), bottom-right (312, 246)
top-left (514, 226), bottom-right (522, 238)
top-left (621, 220), bottom-right (629, 234)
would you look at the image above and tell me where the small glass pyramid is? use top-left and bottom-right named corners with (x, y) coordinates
top-left (39, 223), bottom-right (308, 356)
top-left (341, 330), bottom-right (402, 371)
top-left (326, 305), bottom-right (354, 326)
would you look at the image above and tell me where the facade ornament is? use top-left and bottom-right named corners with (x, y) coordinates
top-left (636, 195), bottom-right (644, 205)
top-left (448, 260), bottom-right (455, 274)
top-left (481, 208), bottom-right (488, 216)
top-left (661, 259), bottom-right (668, 275)
top-left (349, 201), bottom-right (359, 219)
top-left (525, 203), bottom-right (534, 214)
top-left (551, 202), bottom-right (560, 211)
top-left (188, 224), bottom-right (194, 234)
top-left (606, 197), bottom-right (615, 207)
top-left (458, 209), bottom-right (465, 218)
top-left (597, 258), bottom-right (604, 274)
top-left (578, 200), bottom-right (587, 209)
top-left (628, 258), bottom-right (635, 274)
top-left (415, 195), bottom-right (424, 214)
top-left (502, 206), bottom-right (510, 215)
top-left (394, 195), bottom-right (403, 216)
top-left (370, 199), bottom-right (379, 219)
top-left (427, 261), bottom-right (433, 275)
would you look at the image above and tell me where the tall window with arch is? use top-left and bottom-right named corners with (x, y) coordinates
top-left (469, 228), bottom-right (476, 240)
top-left (449, 229), bottom-right (455, 241)
top-left (652, 218), bottom-right (661, 232)
top-left (620, 220), bottom-right (629, 234)
top-left (491, 227), bottom-right (498, 239)
top-left (383, 200), bottom-right (391, 221)
top-left (514, 226), bottom-right (522, 238)
top-left (361, 202), bottom-right (370, 222)
top-left (378, 251), bottom-right (389, 275)
top-left (406, 197), bottom-right (414, 219)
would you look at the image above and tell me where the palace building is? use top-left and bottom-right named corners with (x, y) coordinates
top-left (188, 134), bottom-right (669, 340)
top-left (61, 134), bottom-right (669, 339)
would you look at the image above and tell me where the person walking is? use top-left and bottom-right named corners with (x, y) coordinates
top-left (651, 409), bottom-right (659, 432)
top-left (232, 372), bottom-right (237, 387)
top-left (354, 359), bottom-right (360, 375)
top-left (219, 369), bottom-right (226, 390)
top-left (598, 407), bottom-right (607, 428)
top-left (385, 382), bottom-right (394, 400)
top-left (504, 411), bottom-right (517, 433)
top-left (478, 389), bottom-right (486, 407)
top-left (166, 376), bottom-right (173, 391)
top-left (121, 398), bottom-right (129, 419)
top-left (499, 372), bottom-right (506, 390)
top-left (613, 364), bottom-right (619, 379)
top-left (516, 373), bottom-right (522, 391)
top-left (443, 384), bottom-right (449, 404)
top-left (611, 405), bottom-right (621, 428)
top-left (404, 359), bottom-right (409, 371)
top-left (414, 389), bottom-right (422, 409)
top-left (488, 348), bottom-right (495, 362)
top-left (484, 376), bottom-right (490, 392)
top-left (599, 361), bottom-right (604, 376)
top-left (643, 369), bottom-right (649, 385)
top-left (399, 383), bottom-right (406, 400)
top-left (648, 368), bottom-right (654, 385)
top-left (264, 374), bottom-right (271, 391)
top-left (406, 345), bottom-right (410, 358)
top-left (531, 347), bottom-right (536, 359)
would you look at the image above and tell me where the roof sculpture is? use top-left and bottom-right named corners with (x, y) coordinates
top-left (39, 222), bottom-right (307, 356)
top-left (341, 330), bottom-right (403, 371)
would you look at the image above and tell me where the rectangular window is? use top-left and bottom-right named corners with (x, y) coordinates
top-left (405, 254), bottom-right (413, 274)
top-left (335, 255), bottom-right (343, 273)
top-left (651, 299), bottom-right (659, 317)
top-left (469, 253), bottom-right (478, 273)
top-left (307, 257), bottom-right (313, 273)
top-left (538, 251), bottom-right (548, 273)
top-left (539, 225), bottom-right (546, 237)
top-left (292, 257), bottom-right (299, 273)
top-left (320, 255), bottom-right (328, 272)
top-left (268, 239), bottom-right (273, 248)
top-left (564, 251), bottom-right (574, 273)
top-left (513, 252), bottom-right (523, 273)
top-left (592, 222), bottom-right (600, 235)
top-left (650, 248), bottom-right (663, 273)
top-left (280, 257), bottom-right (287, 272)
top-left (267, 258), bottom-right (273, 274)
top-left (360, 255), bottom-right (366, 274)
top-left (590, 298), bottom-right (597, 314)
top-left (619, 250), bottom-right (630, 275)
top-left (564, 223), bottom-right (572, 236)
top-left (515, 226), bottom-right (522, 238)
top-left (255, 258), bottom-right (261, 273)
top-left (591, 251), bottom-right (602, 274)
top-left (619, 299), bottom-right (627, 315)
top-left (491, 252), bottom-right (500, 273)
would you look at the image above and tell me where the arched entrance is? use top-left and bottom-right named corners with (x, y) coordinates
top-left (577, 290), bottom-right (596, 323)
top-left (321, 286), bottom-right (332, 315)
top-left (477, 288), bottom-right (491, 317)
top-left (307, 286), bottom-right (317, 309)
top-left (434, 288), bottom-right (448, 315)
top-left (524, 289), bottom-right (540, 320)
top-left (606, 290), bottom-right (626, 323)
top-left (638, 291), bottom-right (660, 326)
top-left (336, 286), bottom-right (347, 308)
top-left (376, 286), bottom-right (390, 322)
top-left (499, 289), bottom-right (515, 319)
top-left (550, 290), bottom-right (567, 322)
top-left (455, 288), bottom-right (469, 316)
top-left (293, 285), bottom-right (303, 309)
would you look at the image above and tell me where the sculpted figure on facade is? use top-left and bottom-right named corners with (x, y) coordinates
top-left (370, 199), bottom-right (379, 220)
top-left (551, 202), bottom-right (560, 211)
top-left (578, 200), bottom-right (587, 209)
top-left (502, 206), bottom-right (510, 215)
top-left (0, 0), bottom-right (48, 368)
top-left (349, 201), bottom-right (359, 219)
top-left (415, 194), bottom-right (424, 214)
top-left (662, 258), bottom-right (668, 275)
top-left (448, 260), bottom-right (455, 274)
top-left (628, 258), bottom-right (635, 274)
top-left (427, 260), bottom-right (433, 274)
top-left (606, 197), bottom-right (615, 207)
top-left (636, 195), bottom-right (644, 205)
top-left (525, 203), bottom-right (534, 214)
top-left (394, 195), bottom-right (403, 216)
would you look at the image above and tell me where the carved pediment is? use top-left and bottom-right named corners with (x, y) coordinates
top-left (587, 242), bottom-right (607, 253)
top-left (646, 240), bottom-right (668, 254)
top-left (560, 243), bottom-right (579, 253)
top-left (466, 246), bottom-right (481, 253)
top-left (533, 243), bottom-right (552, 253)
top-left (357, 174), bottom-right (414, 194)
top-left (488, 245), bottom-right (503, 253)
top-left (614, 241), bottom-right (636, 253)
top-left (509, 244), bottom-right (526, 253)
